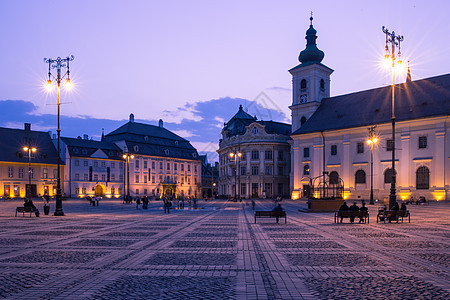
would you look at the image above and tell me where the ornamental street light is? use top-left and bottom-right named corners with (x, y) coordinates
top-left (44, 55), bottom-right (74, 216)
top-left (366, 126), bottom-right (378, 205)
top-left (23, 146), bottom-right (37, 201)
top-left (123, 153), bottom-right (134, 200)
top-left (229, 151), bottom-right (242, 199)
top-left (382, 26), bottom-right (404, 210)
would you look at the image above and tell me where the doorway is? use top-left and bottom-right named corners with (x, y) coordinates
top-left (251, 183), bottom-right (258, 198)
top-left (95, 185), bottom-right (104, 197)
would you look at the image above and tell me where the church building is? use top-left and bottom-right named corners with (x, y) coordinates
top-left (290, 17), bottom-right (450, 201)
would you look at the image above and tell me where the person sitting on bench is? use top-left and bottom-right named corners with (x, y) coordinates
top-left (359, 201), bottom-right (368, 223)
top-left (272, 203), bottom-right (284, 223)
top-left (24, 199), bottom-right (39, 217)
top-left (338, 202), bottom-right (349, 223)
top-left (349, 202), bottom-right (359, 223)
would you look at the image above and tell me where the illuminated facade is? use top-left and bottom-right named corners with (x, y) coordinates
top-left (102, 114), bottom-right (202, 198)
top-left (60, 136), bottom-right (124, 198)
top-left (0, 124), bottom-right (61, 198)
top-left (289, 18), bottom-right (450, 201)
top-left (218, 105), bottom-right (291, 199)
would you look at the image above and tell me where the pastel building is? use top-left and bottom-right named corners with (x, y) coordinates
top-left (0, 124), bottom-right (60, 198)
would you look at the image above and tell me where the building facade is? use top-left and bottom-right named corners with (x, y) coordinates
top-left (0, 124), bottom-right (61, 198)
top-left (289, 18), bottom-right (450, 201)
top-left (60, 136), bottom-right (124, 198)
top-left (103, 114), bottom-right (202, 198)
top-left (218, 105), bottom-right (291, 199)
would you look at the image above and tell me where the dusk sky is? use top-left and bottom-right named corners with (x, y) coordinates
top-left (1, 0), bottom-right (449, 162)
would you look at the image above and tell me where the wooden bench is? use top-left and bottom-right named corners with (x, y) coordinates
top-left (377, 210), bottom-right (410, 223)
top-left (334, 211), bottom-right (369, 223)
top-left (15, 206), bottom-right (39, 217)
top-left (255, 211), bottom-right (286, 223)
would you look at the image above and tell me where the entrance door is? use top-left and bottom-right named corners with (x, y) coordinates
top-left (26, 184), bottom-right (37, 197)
top-left (251, 183), bottom-right (258, 198)
top-left (4, 185), bottom-right (10, 198)
top-left (95, 185), bottom-right (103, 197)
top-left (303, 184), bottom-right (310, 198)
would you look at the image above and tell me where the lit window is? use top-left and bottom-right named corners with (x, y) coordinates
top-left (303, 165), bottom-right (310, 175)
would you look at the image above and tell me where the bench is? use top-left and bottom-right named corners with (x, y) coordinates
top-left (15, 206), bottom-right (39, 217)
top-left (334, 211), bottom-right (369, 223)
top-left (255, 211), bottom-right (286, 223)
top-left (377, 210), bottom-right (410, 223)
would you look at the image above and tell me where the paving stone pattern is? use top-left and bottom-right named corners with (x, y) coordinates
top-left (0, 198), bottom-right (448, 299)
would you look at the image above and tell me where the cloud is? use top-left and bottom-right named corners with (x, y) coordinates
top-left (267, 86), bottom-right (291, 92)
top-left (171, 129), bottom-right (197, 138)
top-left (0, 97), bottom-right (290, 163)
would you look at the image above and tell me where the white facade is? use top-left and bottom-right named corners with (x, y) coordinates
top-left (290, 117), bottom-right (450, 201)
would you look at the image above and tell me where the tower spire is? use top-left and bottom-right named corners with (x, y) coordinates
top-left (298, 15), bottom-right (324, 64)
top-left (406, 61), bottom-right (412, 83)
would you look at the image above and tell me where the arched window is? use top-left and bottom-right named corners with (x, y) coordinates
top-left (300, 79), bottom-right (307, 90)
top-left (384, 168), bottom-right (397, 184)
top-left (303, 165), bottom-right (310, 175)
top-left (416, 166), bottom-right (429, 190)
top-left (329, 171), bottom-right (339, 184)
top-left (300, 116), bottom-right (307, 126)
top-left (320, 79), bottom-right (325, 90)
top-left (355, 170), bottom-right (366, 184)
top-left (252, 127), bottom-right (258, 135)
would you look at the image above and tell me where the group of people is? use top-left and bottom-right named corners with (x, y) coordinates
top-left (338, 201), bottom-right (369, 223)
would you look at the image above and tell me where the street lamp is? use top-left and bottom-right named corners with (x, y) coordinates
top-left (382, 26), bottom-right (404, 210)
top-left (123, 153), bottom-right (134, 200)
top-left (23, 146), bottom-right (37, 201)
top-left (229, 152), bottom-right (242, 199)
top-left (366, 126), bottom-right (378, 205)
top-left (44, 55), bottom-right (74, 216)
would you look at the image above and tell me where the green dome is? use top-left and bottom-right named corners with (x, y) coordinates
top-left (298, 17), bottom-right (324, 64)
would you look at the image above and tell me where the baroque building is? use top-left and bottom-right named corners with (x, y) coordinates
top-left (102, 114), bottom-right (202, 198)
top-left (218, 105), bottom-right (291, 199)
top-left (60, 136), bottom-right (124, 198)
top-left (289, 17), bottom-right (450, 201)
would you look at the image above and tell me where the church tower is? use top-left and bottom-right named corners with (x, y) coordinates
top-left (289, 16), bottom-right (334, 132)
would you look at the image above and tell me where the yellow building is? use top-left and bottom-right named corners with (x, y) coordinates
top-left (0, 124), bottom-right (62, 199)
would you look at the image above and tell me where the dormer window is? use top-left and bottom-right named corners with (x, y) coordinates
top-left (192, 152), bottom-right (197, 158)
top-left (133, 145), bottom-right (139, 152)
top-left (175, 141), bottom-right (179, 146)
top-left (144, 136), bottom-right (148, 141)
top-left (73, 148), bottom-right (79, 153)
top-left (82, 149), bottom-right (87, 154)
top-left (300, 79), bottom-right (307, 91)
top-left (252, 127), bottom-right (258, 135)
top-left (164, 149), bottom-right (169, 155)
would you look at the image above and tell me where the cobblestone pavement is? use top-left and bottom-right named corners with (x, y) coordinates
top-left (0, 198), bottom-right (449, 299)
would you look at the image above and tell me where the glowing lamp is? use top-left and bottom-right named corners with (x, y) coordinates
top-left (45, 79), bottom-right (53, 91)
top-left (65, 78), bottom-right (73, 90)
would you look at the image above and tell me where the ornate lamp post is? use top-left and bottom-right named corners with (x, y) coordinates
top-left (366, 126), bottom-right (378, 205)
top-left (229, 151), bottom-right (242, 199)
top-left (23, 146), bottom-right (37, 201)
top-left (382, 26), bottom-right (404, 210)
top-left (44, 55), bottom-right (74, 216)
top-left (123, 153), bottom-right (134, 199)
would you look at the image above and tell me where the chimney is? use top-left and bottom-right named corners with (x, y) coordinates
top-left (83, 134), bottom-right (88, 140)
top-left (159, 119), bottom-right (163, 128)
top-left (129, 113), bottom-right (135, 123)
top-left (24, 123), bottom-right (31, 131)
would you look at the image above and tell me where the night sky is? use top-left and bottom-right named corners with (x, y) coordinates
top-left (1, 0), bottom-right (449, 161)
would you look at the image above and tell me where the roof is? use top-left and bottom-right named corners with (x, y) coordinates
top-left (105, 121), bottom-right (187, 142)
top-left (292, 73), bottom-right (450, 135)
top-left (103, 121), bottom-right (200, 160)
top-left (223, 105), bottom-right (257, 136)
top-left (0, 127), bottom-right (59, 164)
top-left (257, 121), bottom-right (292, 135)
top-left (60, 137), bottom-right (122, 160)
top-left (223, 106), bottom-right (291, 137)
